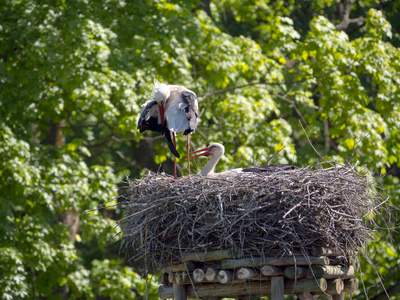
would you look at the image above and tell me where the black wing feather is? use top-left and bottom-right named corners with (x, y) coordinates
top-left (163, 130), bottom-right (180, 158)
top-left (137, 100), bottom-right (163, 133)
top-left (181, 90), bottom-right (198, 136)
top-left (138, 100), bottom-right (180, 158)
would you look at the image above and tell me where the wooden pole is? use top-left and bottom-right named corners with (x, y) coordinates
top-left (284, 266), bottom-right (308, 279)
top-left (217, 270), bottom-right (242, 284)
top-left (261, 265), bottom-right (285, 276)
top-left (308, 265), bottom-right (354, 279)
top-left (236, 267), bottom-right (268, 280)
top-left (271, 276), bottom-right (284, 300)
top-left (327, 278), bottom-right (344, 294)
top-left (222, 256), bottom-right (329, 269)
top-left (314, 278), bottom-right (344, 295)
top-left (193, 269), bottom-right (206, 282)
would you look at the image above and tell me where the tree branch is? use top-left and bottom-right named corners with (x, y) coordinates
top-left (335, 0), bottom-right (366, 31)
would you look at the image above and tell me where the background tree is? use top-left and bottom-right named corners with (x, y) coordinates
top-left (0, 0), bottom-right (399, 299)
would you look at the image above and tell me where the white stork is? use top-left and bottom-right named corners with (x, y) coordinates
top-left (137, 79), bottom-right (198, 179)
top-left (188, 143), bottom-right (228, 176)
top-left (188, 143), bottom-right (295, 177)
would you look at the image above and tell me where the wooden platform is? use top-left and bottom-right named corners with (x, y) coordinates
top-left (157, 248), bottom-right (358, 299)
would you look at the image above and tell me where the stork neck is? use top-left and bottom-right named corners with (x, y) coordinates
top-left (201, 154), bottom-right (222, 176)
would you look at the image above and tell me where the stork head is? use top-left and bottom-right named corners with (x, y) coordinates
top-left (188, 143), bottom-right (225, 159)
top-left (153, 78), bottom-right (170, 105)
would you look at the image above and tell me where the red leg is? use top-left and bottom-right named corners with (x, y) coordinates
top-left (187, 134), bottom-right (191, 179)
top-left (172, 132), bottom-right (177, 180)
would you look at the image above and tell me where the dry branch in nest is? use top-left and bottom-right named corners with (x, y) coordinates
top-left (119, 164), bottom-right (389, 271)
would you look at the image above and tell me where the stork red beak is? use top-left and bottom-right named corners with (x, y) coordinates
top-left (158, 104), bottom-right (165, 125)
top-left (187, 147), bottom-right (211, 159)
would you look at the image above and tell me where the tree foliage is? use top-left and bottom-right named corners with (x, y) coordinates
top-left (0, 0), bottom-right (399, 299)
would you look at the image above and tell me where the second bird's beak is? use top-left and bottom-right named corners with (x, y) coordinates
top-left (187, 147), bottom-right (211, 159)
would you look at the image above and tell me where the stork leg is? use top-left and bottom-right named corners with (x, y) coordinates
top-left (172, 132), bottom-right (177, 180)
top-left (187, 134), bottom-right (191, 179)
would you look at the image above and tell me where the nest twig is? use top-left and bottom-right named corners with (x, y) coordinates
top-left (119, 164), bottom-right (389, 271)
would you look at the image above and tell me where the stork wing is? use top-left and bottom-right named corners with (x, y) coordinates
top-left (138, 99), bottom-right (180, 158)
top-left (137, 100), bottom-right (163, 133)
top-left (164, 89), bottom-right (198, 134)
top-left (181, 90), bottom-right (198, 136)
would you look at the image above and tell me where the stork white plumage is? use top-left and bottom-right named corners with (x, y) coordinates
top-left (188, 143), bottom-right (296, 177)
top-left (138, 79), bottom-right (198, 179)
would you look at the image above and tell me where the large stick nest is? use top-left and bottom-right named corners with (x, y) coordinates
top-left (120, 164), bottom-right (388, 269)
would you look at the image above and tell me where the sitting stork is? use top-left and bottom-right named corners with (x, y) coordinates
top-left (189, 143), bottom-right (295, 177)
top-left (138, 79), bottom-right (198, 179)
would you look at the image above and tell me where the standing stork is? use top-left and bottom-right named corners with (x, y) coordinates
top-left (137, 79), bottom-right (198, 179)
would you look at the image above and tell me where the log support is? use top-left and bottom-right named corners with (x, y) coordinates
top-left (158, 278), bottom-right (327, 298)
top-left (308, 265), bottom-right (354, 279)
top-left (222, 256), bottom-right (329, 269)
top-left (271, 276), bottom-right (284, 300)
top-left (158, 253), bottom-right (356, 299)
top-left (261, 265), bottom-right (285, 276)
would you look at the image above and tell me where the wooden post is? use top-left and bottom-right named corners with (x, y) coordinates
top-left (173, 284), bottom-right (186, 300)
top-left (271, 276), bottom-right (284, 300)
